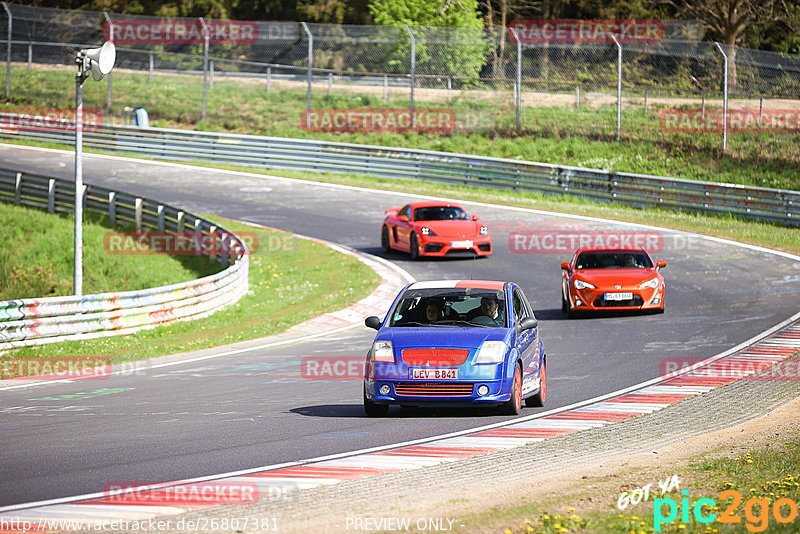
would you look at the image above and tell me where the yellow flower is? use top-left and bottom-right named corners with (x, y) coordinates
top-left (524, 519), bottom-right (532, 524)
top-left (504, 530), bottom-right (512, 534)
top-left (567, 507), bottom-right (575, 513)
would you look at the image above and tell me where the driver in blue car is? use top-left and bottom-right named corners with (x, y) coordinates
top-left (467, 297), bottom-right (502, 324)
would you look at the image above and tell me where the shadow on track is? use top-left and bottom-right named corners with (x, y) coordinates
top-left (291, 404), bottom-right (543, 418)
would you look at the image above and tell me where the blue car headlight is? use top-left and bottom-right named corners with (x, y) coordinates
top-left (474, 341), bottom-right (507, 364)
top-left (371, 340), bottom-right (395, 363)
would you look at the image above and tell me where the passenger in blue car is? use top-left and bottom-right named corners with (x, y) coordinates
top-left (424, 301), bottom-right (443, 323)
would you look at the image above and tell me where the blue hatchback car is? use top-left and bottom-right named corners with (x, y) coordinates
top-left (363, 280), bottom-right (547, 417)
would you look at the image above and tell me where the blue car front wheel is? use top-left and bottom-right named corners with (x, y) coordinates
top-left (501, 364), bottom-right (523, 415)
top-left (364, 386), bottom-right (389, 417)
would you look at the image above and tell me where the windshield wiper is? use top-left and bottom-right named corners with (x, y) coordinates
top-left (394, 321), bottom-right (447, 327)
top-left (440, 320), bottom-right (494, 328)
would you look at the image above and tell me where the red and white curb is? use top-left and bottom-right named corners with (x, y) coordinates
top-left (2, 318), bottom-right (799, 532)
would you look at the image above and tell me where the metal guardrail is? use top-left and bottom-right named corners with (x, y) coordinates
top-left (0, 115), bottom-right (798, 225)
top-left (0, 166), bottom-right (249, 348)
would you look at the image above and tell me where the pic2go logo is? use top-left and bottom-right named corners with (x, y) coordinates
top-left (654, 489), bottom-right (799, 532)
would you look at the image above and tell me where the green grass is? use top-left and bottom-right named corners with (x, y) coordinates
top-left (5, 214), bottom-right (380, 366)
top-left (476, 431), bottom-right (800, 533)
top-left (0, 201), bottom-right (221, 300)
top-left (4, 64), bottom-right (800, 190)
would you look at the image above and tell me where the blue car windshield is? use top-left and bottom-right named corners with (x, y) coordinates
top-left (413, 206), bottom-right (468, 221)
top-left (389, 288), bottom-right (506, 328)
top-left (575, 252), bottom-right (653, 269)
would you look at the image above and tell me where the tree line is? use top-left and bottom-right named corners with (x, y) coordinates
top-left (16, 0), bottom-right (800, 54)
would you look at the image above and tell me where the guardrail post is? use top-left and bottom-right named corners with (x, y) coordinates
top-left (209, 60), bottom-right (214, 89)
top-left (3, 2), bottom-right (11, 99)
top-left (611, 33), bottom-right (622, 141)
top-left (301, 22), bottom-right (313, 129)
top-left (134, 197), bottom-right (143, 232)
top-left (576, 85), bottom-right (580, 108)
top-left (404, 25), bottom-right (415, 124)
top-left (108, 191), bottom-right (116, 225)
top-left (13, 171), bottom-right (20, 204)
top-left (176, 210), bottom-right (184, 232)
top-left (26, 41), bottom-right (30, 70)
top-left (209, 224), bottom-right (217, 262)
top-left (157, 204), bottom-right (165, 231)
top-left (714, 42), bottom-right (728, 152)
top-left (148, 52), bottom-right (153, 82)
top-left (199, 17), bottom-right (209, 121)
top-left (47, 178), bottom-right (55, 213)
top-left (266, 66), bottom-right (271, 93)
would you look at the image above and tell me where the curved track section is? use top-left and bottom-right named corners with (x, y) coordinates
top-left (1, 145), bottom-right (799, 509)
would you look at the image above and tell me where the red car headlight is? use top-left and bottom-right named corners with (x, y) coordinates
top-left (574, 279), bottom-right (595, 290)
top-left (639, 278), bottom-right (660, 289)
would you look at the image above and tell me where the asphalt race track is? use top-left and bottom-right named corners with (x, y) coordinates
top-left (2, 145), bottom-right (800, 507)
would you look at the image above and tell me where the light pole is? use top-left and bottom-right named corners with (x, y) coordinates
top-left (74, 41), bottom-right (115, 296)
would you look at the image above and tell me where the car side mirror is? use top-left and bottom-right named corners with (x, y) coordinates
top-left (656, 260), bottom-right (667, 269)
top-left (519, 317), bottom-right (538, 331)
top-left (472, 214), bottom-right (480, 221)
top-left (365, 316), bottom-right (382, 330)
top-left (398, 215), bottom-right (409, 222)
top-left (560, 262), bottom-right (571, 271)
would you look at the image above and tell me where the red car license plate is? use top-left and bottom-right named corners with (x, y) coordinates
top-left (411, 368), bottom-right (458, 380)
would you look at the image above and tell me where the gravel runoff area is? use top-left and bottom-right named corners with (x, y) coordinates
top-left (82, 357), bottom-right (800, 534)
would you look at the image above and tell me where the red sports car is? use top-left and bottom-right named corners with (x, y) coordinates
top-left (560, 247), bottom-right (666, 317)
top-left (381, 202), bottom-right (492, 259)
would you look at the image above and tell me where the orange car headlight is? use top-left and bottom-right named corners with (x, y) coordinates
top-left (574, 279), bottom-right (595, 290)
top-left (639, 278), bottom-right (660, 290)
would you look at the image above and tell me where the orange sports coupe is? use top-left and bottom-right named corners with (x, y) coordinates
top-left (560, 247), bottom-right (666, 317)
top-left (381, 201), bottom-right (492, 259)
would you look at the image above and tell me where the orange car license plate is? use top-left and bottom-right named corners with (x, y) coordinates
top-left (604, 292), bottom-right (633, 301)
top-left (411, 368), bottom-right (458, 380)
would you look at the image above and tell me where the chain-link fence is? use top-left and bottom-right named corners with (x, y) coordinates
top-left (2, 3), bottom-right (800, 150)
